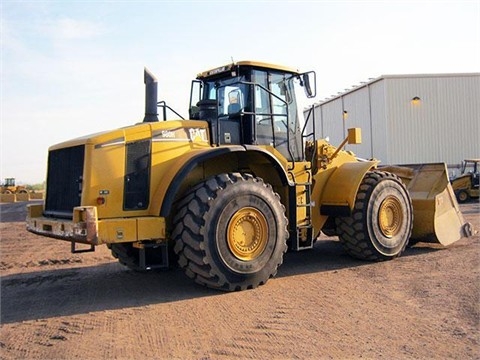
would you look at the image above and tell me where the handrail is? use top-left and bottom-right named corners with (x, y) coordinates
top-left (301, 105), bottom-right (317, 168)
top-left (157, 101), bottom-right (185, 121)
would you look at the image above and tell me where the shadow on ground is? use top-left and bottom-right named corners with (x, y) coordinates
top-left (1, 238), bottom-right (441, 324)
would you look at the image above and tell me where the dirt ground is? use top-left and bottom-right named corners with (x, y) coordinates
top-left (0, 200), bottom-right (479, 359)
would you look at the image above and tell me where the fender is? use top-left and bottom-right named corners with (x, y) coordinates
top-left (158, 145), bottom-right (290, 217)
top-left (319, 161), bottom-right (377, 216)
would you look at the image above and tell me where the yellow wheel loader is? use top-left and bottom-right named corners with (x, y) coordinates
top-left (27, 61), bottom-right (472, 291)
top-left (451, 159), bottom-right (480, 203)
top-left (1, 178), bottom-right (28, 194)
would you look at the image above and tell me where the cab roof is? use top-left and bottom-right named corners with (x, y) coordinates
top-left (197, 60), bottom-right (300, 79)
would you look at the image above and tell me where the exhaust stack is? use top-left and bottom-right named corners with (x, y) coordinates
top-left (143, 67), bottom-right (158, 122)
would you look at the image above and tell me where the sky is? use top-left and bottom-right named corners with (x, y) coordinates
top-left (1, 0), bottom-right (479, 184)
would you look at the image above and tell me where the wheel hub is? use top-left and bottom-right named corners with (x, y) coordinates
top-left (378, 196), bottom-right (403, 238)
top-left (458, 191), bottom-right (468, 202)
top-left (227, 207), bottom-right (268, 261)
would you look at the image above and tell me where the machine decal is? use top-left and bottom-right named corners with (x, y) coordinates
top-left (152, 127), bottom-right (208, 143)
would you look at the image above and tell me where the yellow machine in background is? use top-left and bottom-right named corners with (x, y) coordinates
top-left (1, 178), bottom-right (27, 194)
top-left (450, 159), bottom-right (480, 203)
top-left (27, 61), bottom-right (472, 291)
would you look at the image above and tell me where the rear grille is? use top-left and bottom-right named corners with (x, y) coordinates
top-left (44, 145), bottom-right (85, 219)
top-left (124, 140), bottom-right (151, 210)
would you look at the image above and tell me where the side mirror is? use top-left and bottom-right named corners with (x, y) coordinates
top-left (228, 89), bottom-right (241, 105)
top-left (302, 71), bottom-right (316, 98)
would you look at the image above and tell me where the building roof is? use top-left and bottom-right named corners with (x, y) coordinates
top-left (312, 72), bottom-right (480, 108)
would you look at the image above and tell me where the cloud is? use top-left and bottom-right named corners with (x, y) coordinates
top-left (45, 17), bottom-right (107, 40)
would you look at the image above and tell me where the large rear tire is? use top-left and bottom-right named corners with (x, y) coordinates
top-left (172, 173), bottom-right (288, 291)
top-left (110, 243), bottom-right (143, 271)
top-left (110, 242), bottom-right (171, 271)
top-left (335, 171), bottom-right (413, 261)
top-left (455, 189), bottom-right (470, 203)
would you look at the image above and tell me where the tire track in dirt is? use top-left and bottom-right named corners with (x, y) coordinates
top-left (212, 298), bottom-right (301, 358)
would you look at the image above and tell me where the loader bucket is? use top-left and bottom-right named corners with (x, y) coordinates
top-left (381, 163), bottom-right (473, 246)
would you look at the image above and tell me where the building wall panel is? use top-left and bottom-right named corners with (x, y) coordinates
top-left (342, 86), bottom-right (372, 158)
top-left (369, 81), bottom-right (388, 162)
top-left (385, 74), bottom-right (480, 166)
top-left (305, 73), bottom-right (480, 171)
top-left (319, 100), bottom-right (345, 145)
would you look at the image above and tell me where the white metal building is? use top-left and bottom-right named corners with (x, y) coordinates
top-left (304, 73), bottom-right (480, 175)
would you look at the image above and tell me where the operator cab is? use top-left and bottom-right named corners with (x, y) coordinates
top-left (189, 61), bottom-right (315, 162)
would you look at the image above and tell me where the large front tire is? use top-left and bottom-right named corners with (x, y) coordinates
top-left (335, 171), bottom-right (413, 261)
top-left (172, 173), bottom-right (288, 291)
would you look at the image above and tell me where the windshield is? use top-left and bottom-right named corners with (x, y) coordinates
top-left (202, 75), bottom-right (249, 116)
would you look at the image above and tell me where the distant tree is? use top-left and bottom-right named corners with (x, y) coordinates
top-left (26, 181), bottom-right (45, 192)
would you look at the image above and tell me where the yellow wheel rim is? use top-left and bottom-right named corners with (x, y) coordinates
top-left (227, 207), bottom-right (268, 261)
top-left (378, 196), bottom-right (403, 238)
top-left (458, 191), bottom-right (468, 202)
